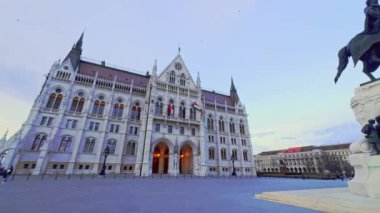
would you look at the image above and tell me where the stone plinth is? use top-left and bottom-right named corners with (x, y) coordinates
top-left (351, 80), bottom-right (380, 126)
top-left (349, 81), bottom-right (380, 199)
top-left (348, 153), bottom-right (380, 199)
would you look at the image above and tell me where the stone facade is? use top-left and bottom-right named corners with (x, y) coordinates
top-left (254, 144), bottom-right (351, 175)
top-left (0, 34), bottom-right (255, 176)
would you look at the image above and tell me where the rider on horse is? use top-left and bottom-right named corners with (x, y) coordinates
top-left (335, 0), bottom-right (380, 83)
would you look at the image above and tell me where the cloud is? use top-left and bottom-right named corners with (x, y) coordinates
top-left (252, 131), bottom-right (275, 138)
top-left (280, 137), bottom-right (297, 140)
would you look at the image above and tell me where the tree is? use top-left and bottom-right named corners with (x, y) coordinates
top-left (315, 152), bottom-right (342, 175)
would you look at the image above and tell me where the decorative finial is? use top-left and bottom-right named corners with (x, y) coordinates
top-left (178, 43), bottom-right (181, 54)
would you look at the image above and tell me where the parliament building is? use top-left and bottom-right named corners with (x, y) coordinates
top-left (0, 34), bottom-right (255, 176)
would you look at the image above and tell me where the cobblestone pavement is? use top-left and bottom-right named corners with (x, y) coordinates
top-left (0, 176), bottom-right (348, 213)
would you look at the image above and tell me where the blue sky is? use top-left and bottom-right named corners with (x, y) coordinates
top-left (0, 1), bottom-right (368, 153)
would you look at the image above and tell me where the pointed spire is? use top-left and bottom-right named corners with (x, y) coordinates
top-left (230, 77), bottom-right (239, 104)
top-left (0, 129), bottom-right (8, 142)
top-left (63, 32), bottom-right (84, 70)
top-left (152, 59), bottom-right (157, 76)
top-left (74, 31), bottom-right (84, 51)
top-left (230, 77), bottom-right (237, 93)
top-left (196, 72), bottom-right (201, 87)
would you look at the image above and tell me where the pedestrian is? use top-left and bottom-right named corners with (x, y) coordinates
top-left (2, 166), bottom-right (13, 183)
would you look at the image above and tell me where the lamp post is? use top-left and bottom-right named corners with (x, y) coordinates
top-left (231, 155), bottom-right (236, 176)
top-left (99, 145), bottom-right (110, 176)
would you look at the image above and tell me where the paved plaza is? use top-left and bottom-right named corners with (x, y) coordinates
top-left (0, 176), bottom-right (348, 213)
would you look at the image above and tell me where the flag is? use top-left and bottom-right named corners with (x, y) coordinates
top-left (167, 102), bottom-right (172, 115)
top-left (192, 102), bottom-right (201, 111)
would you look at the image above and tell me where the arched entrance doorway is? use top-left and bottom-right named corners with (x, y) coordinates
top-left (152, 142), bottom-right (169, 174)
top-left (180, 144), bottom-right (193, 174)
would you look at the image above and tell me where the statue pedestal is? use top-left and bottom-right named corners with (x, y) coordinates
top-left (348, 153), bottom-right (380, 199)
top-left (351, 80), bottom-right (380, 126)
top-left (349, 81), bottom-right (380, 199)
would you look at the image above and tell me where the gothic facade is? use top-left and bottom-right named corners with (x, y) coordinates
top-left (0, 34), bottom-right (255, 176)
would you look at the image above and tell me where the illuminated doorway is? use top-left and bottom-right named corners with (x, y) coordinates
top-left (180, 144), bottom-right (193, 174)
top-left (152, 142), bottom-right (169, 174)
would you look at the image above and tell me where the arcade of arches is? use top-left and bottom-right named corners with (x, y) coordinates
top-left (152, 142), bottom-right (169, 174)
top-left (180, 144), bottom-right (193, 174)
top-left (151, 142), bottom-right (194, 175)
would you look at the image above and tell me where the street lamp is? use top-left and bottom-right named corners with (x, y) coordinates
top-left (231, 155), bottom-right (236, 176)
top-left (99, 145), bottom-right (110, 176)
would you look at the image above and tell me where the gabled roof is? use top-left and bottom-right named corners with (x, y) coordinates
top-left (158, 54), bottom-right (196, 87)
top-left (78, 60), bottom-right (149, 87)
top-left (202, 90), bottom-right (235, 106)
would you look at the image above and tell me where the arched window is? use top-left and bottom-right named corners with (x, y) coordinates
top-left (169, 71), bottom-right (176, 84)
top-left (107, 139), bottom-right (117, 154)
top-left (70, 96), bottom-right (85, 113)
top-left (189, 108), bottom-right (196, 121)
top-left (46, 88), bottom-right (63, 110)
top-left (221, 148), bottom-right (227, 161)
top-left (208, 147), bottom-right (215, 160)
top-left (243, 150), bottom-right (248, 161)
top-left (219, 116), bottom-right (225, 132)
top-left (126, 141), bottom-right (136, 155)
top-left (179, 101), bottom-right (186, 119)
top-left (83, 138), bottom-right (96, 153)
top-left (31, 134), bottom-right (47, 151)
top-left (239, 120), bottom-right (245, 135)
top-left (232, 149), bottom-right (238, 160)
top-left (58, 136), bottom-right (72, 152)
top-left (131, 102), bottom-right (141, 120)
top-left (180, 73), bottom-right (186, 86)
top-left (92, 96), bottom-right (106, 116)
top-left (207, 115), bottom-right (214, 131)
top-left (112, 99), bottom-right (124, 119)
top-left (155, 97), bottom-right (163, 115)
top-left (229, 118), bottom-right (235, 133)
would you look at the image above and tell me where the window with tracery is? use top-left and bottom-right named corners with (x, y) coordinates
top-left (58, 136), bottom-right (72, 152)
top-left (169, 71), bottom-right (176, 84)
top-left (155, 97), bottom-right (164, 115)
top-left (130, 102), bottom-right (141, 120)
top-left (46, 88), bottom-right (63, 110)
top-left (126, 141), bottom-right (136, 155)
top-left (207, 115), bottom-right (214, 131)
top-left (180, 73), bottom-right (186, 86)
top-left (219, 117), bottom-right (225, 132)
top-left (31, 134), bottom-right (47, 151)
top-left (112, 99), bottom-right (124, 119)
top-left (92, 96), bottom-right (106, 116)
top-left (83, 138), bottom-right (96, 153)
top-left (209, 147), bottom-right (215, 160)
top-left (107, 139), bottom-right (117, 154)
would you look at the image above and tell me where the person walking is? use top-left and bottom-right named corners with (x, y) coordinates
top-left (2, 166), bottom-right (13, 183)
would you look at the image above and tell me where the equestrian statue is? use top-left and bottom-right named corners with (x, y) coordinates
top-left (335, 0), bottom-right (380, 83)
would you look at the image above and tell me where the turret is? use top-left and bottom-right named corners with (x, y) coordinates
top-left (196, 72), bottom-right (201, 87)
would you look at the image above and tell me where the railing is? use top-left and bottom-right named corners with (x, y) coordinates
top-left (155, 80), bottom-right (198, 97)
top-left (55, 71), bottom-right (71, 81)
top-left (75, 73), bottom-right (94, 85)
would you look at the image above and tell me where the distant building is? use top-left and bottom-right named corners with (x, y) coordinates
top-left (254, 144), bottom-right (351, 175)
top-left (0, 34), bottom-right (255, 176)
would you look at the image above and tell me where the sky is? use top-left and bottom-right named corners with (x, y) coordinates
top-left (0, 0), bottom-right (369, 154)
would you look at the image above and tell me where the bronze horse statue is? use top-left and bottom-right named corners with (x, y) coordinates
top-left (335, 0), bottom-right (380, 84)
top-left (335, 36), bottom-right (380, 83)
